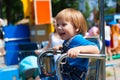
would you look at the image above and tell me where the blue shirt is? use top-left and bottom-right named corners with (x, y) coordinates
top-left (63, 34), bottom-right (97, 71)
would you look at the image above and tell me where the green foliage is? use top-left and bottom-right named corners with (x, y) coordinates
top-left (52, 0), bottom-right (79, 17)
top-left (2, 0), bottom-right (117, 25)
top-left (52, 0), bottom-right (60, 3)
top-left (105, 8), bottom-right (116, 16)
top-left (83, 1), bottom-right (90, 19)
top-left (2, 0), bottom-right (24, 24)
top-left (1, 3), bottom-right (6, 18)
top-left (82, 1), bottom-right (91, 28)
top-left (104, 0), bottom-right (116, 16)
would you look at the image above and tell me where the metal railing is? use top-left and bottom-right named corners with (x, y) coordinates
top-left (55, 53), bottom-right (106, 80)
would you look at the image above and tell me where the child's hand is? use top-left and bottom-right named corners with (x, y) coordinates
top-left (52, 45), bottom-right (62, 54)
top-left (67, 47), bottom-right (80, 58)
top-left (35, 49), bottom-right (43, 55)
top-left (53, 45), bottom-right (62, 52)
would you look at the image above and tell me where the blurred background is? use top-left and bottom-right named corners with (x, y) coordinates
top-left (0, 0), bottom-right (120, 80)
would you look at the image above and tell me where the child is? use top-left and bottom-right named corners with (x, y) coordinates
top-left (35, 18), bottom-right (63, 55)
top-left (35, 18), bottom-right (63, 80)
top-left (104, 22), bottom-right (112, 60)
top-left (54, 8), bottom-right (100, 80)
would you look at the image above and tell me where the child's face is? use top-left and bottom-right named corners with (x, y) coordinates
top-left (56, 19), bottom-right (78, 40)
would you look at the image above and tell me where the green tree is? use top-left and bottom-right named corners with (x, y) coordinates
top-left (104, 0), bottom-right (116, 16)
top-left (83, 1), bottom-right (90, 19)
top-left (52, 0), bottom-right (79, 17)
top-left (2, 0), bottom-right (24, 24)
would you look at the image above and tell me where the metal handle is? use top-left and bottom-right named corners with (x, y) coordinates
top-left (37, 49), bottom-right (61, 78)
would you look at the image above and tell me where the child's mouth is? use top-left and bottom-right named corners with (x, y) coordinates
top-left (59, 32), bottom-right (65, 37)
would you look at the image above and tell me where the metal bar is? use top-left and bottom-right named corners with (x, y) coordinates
top-left (99, 0), bottom-right (106, 80)
top-left (57, 53), bottom-right (105, 60)
top-left (99, 0), bottom-right (105, 55)
top-left (37, 50), bottom-right (61, 78)
top-left (56, 53), bottom-right (106, 80)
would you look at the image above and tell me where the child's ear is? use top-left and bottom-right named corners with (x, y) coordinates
top-left (75, 28), bottom-right (79, 32)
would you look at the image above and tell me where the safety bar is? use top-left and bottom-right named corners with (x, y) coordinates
top-left (37, 50), bottom-right (61, 59)
top-left (55, 53), bottom-right (106, 80)
top-left (37, 50), bottom-right (61, 78)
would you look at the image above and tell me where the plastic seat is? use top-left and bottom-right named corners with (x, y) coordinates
top-left (19, 56), bottom-right (39, 80)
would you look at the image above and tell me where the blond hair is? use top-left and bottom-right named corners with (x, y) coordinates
top-left (56, 8), bottom-right (87, 36)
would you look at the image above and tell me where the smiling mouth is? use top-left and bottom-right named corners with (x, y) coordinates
top-left (59, 32), bottom-right (65, 36)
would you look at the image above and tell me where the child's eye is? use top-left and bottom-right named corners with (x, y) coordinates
top-left (62, 23), bottom-right (67, 27)
top-left (56, 24), bottom-right (59, 27)
top-left (56, 23), bottom-right (67, 27)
